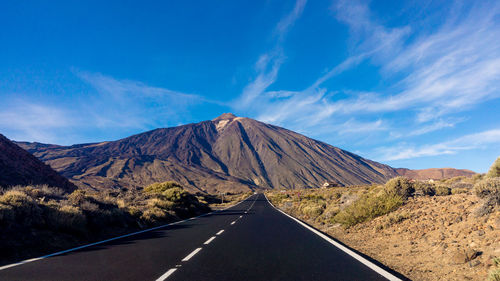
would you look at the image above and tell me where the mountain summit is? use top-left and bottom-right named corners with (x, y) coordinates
top-left (212, 113), bottom-right (237, 121)
top-left (17, 115), bottom-right (400, 193)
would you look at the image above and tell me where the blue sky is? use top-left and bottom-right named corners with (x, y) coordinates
top-left (1, 0), bottom-right (499, 172)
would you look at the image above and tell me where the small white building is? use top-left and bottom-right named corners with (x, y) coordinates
top-left (322, 181), bottom-right (342, 188)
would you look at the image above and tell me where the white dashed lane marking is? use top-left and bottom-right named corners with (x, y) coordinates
top-left (181, 248), bottom-right (202, 262)
top-left (203, 236), bottom-right (216, 245)
top-left (155, 195), bottom-right (257, 280)
top-left (155, 268), bottom-right (177, 281)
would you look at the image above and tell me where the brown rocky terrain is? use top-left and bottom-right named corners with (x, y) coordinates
top-left (328, 194), bottom-right (499, 281)
top-left (267, 174), bottom-right (500, 281)
top-left (0, 134), bottom-right (75, 191)
top-left (16, 113), bottom-right (400, 193)
top-left (396, 168), bottom-right (476, 180)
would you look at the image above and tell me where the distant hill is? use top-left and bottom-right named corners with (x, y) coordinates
top-left (0, 134), bottom-right (76, 191)
top-left (16, 114), bottom-right (400, 193)
top-left (395, 168), bottom-right (476, 180)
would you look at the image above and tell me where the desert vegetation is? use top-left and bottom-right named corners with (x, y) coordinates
top-left (267, 158), bottom-right (500, 281)
top-left (0, 182), bottom-right (227, 265)
top-left (267, 176), bottom-right (475, 228)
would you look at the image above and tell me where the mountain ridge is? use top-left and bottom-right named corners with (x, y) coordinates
top-left (0, 134), bottom-right (76, 191)
top-left (395, 168), bottom-right (476, 180)
top-left (14, 114), bottom-right (474, 193)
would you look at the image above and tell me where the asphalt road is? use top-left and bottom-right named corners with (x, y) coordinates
top-left (0, 193), bottom-right (403, 281)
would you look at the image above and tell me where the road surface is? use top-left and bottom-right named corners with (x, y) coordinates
top-left (0, 193), bottom-right (404, 280)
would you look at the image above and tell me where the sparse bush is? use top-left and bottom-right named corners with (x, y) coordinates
top-left (414, 182), bottom-right (435, 196)
top-left (451, 188), bottom-right (469, 195)
top-left (333, 193), bottom-right (404, 227)
top-left (450, 182), bottom-right (473, 189)
top-left (68, 190), bottom-right (87, 205)
top-left (0, 182), bottom-right (216, 266)
top-left (332, 192), bottom-right (342, 200)
top-left (323, 204), bottom-right (340, 221)
top-left (148, 198), bottom-right (175, 210)
top-left (141, 207), bottom-right (173, 224)
top-left (434, 185), bottom-right (451, 196)
top-left (489, 257), bottom-right (500, 281)
top-left (162, 187), bottom-right (188, 202)
top-left (473, 197), bottom-right (497, 217)
top-left (472, 178), bottom-right (500, 216)
top-left (47, 205), bottom-right (87, 234)
top-left (487, 157), bottom-right (500, 178)
top-left (384, 177), bottom-right (414, 199)
top-left (144, 181), bottom-right (183, 194)
top-left (300, 202), bottom-right (325, 218)
top-left (0, 190), bottom-right (42, 227)
top-left (267, 192), bottom-right (288, 205)
top-left (474, 177), bottom-right (500, 199)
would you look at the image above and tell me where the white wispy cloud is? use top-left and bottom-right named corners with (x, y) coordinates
top-left (234, 0), bottom-right (307, 111)
top-left (77, 71), bottom-right (212, 130)
top-left (78, 71), bottom-right (204, 101)
top-left (377, 129), bottom-right (500, 161)
top-left (234, 0), bottom-right (500, 153)
top-left (275, 0), bottom-right (307, 40)
top-left (0, 102), bottom-right (74, 143)
top-left (0, 72), bottom-right (212, 144)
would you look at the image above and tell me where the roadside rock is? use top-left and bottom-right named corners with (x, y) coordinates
top-left (449, 248), bottom-right (480, 264)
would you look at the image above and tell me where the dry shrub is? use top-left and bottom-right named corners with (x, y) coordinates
top-left (0, 182), bottom-right (213, 265)
top-left (144, 181), bottom-right (182, 194)
top-left (148, 198), bottom-right (175, 210)
top-left (300, 202), bottom-right (325, 218)
top-left (451, 188), bottom-right (469, 195)
top-left (474, 177), bottom-right (500, 199)
top-left (333, 193), bottom-right (404, 227)
top-left (490, 257), bottom-right (500, 281)
top-left (47, 205), bottom-right (87, 234)
top-left (0, 190), bottom-right (42, 227)
top-left (487, 157), bottom-right (500, 178)
top-left (141, 207), bottom-right (173, 224)
top-left (451, 182), bottom-right (473, 189)
top-left (162, 187), bottom-right (188, 202)
top-left (473, 177), bottom-right (500, 217)
top-left (434, 185), bottom-right (451, 196)
top-left (68, 190), bottom-right (87, 205)
top-left (323, 204), bottom-right (340, 221)
top-left (472, 173), bottom-right (484, 183)
top-left (414, 182), bottom-right (435, 196)
top-left (384, 177), bottom-right (414, 199)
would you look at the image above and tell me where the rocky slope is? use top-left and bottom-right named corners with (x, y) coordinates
top-left (16, 113), bottom-right (399, 193)
top-left (0, 134), bottom-right (75, 191)
top-left (396, 168), bottom-right (476, 180)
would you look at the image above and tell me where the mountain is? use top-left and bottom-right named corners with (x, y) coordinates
top-left (395, 168), bottom-right (476, 180)
top-left (0, 134), bottom-right (76, 191)
top-left (16, 113), bottom-right (401, 193)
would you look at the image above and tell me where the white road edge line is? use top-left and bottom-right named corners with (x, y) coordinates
top-left (155, 268), bottom-right (177, 281)
top-left (239, 215), bottom-right (242, 218)
top-left (264, 194), bottom-right (402, 281)
top-left (203, 236), bottom-right (216, 245)
top-left (0, 194), bottom-right (256, 271)
top-left (181, 248), bottom-right (202, 262)
top-left (216, 230), bottom-right (224, 235)
top-left (230, 221), bottom-right (236, 225)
